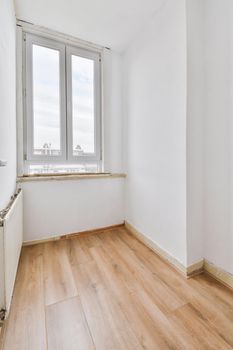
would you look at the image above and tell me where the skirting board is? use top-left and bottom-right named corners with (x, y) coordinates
top-left (204, 260), bottom-right (233, 291)
top-left (22, 220), bottom-right (233, 291)
top-left (125, 221), bottom-right (204, 278)
top-left (23, 223), bottom-right (125, 246)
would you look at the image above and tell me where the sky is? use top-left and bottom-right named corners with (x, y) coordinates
top-left (32, 44), bottom-right (95, 154)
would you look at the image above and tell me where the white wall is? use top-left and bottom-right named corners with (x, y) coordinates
top-left (21, 178), bottom-right (124, 242)
top-left (123, 0), bottom-right (187, 265)
top-left (12, 17), bottom-right (124, 242)
top-left (14, 0), bottom-right (165, 51)
top-left (203, 0), bottom-right (233, 274)
top-left (186, 0), bottom-right (233, 274)
top-left (103, 50), bottom-right (123, 173)
top-left (186, 0), bottom-right (204, 265)
top-left (0, 0), bottom-right (16, 210)
top-left (16, 48), bottom-right (125, 242)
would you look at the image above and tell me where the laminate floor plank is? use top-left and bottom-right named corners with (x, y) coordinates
top-left (89, 245), bottom-right (186, 350)
top-left (72, 259), bottom-right (143, 350)
top-left (2, 245), bottom-right (47, 350)
top-left (169, 303), bottom-right (233, 350)
top-left (66, 237), bottom-right (93, 266)
top-left (1, 227), bottom-right (233, 350)
top-left (43, 240), bottom-right (78, 306)
top-left (101, 232), bottom-right (186, 313)
top-left (46, 296), bottom-right (95, 350)
top-left (119, 229), bottom-right (201, 301)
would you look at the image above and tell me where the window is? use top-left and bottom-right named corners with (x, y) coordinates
top-left (23, 33), bottom-right (101, 174)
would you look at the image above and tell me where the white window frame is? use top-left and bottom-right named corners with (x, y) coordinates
top-left (23, 31), bottom-right (102, 171)
top-left (25, 34), bottom-right (67, 163)
top-left (66, 46), bottom-right (101, 162)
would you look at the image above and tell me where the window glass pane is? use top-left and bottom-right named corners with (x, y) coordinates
top-left (72, 55), bottom-right (95, 155)
top-left (32, 44), bottom-right (61, 156)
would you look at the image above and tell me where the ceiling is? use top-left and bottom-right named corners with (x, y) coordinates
top-left (14, 0), bottom-right (165, 52)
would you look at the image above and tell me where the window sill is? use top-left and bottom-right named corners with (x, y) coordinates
top-left (17, 172), bottom-right (126, 183)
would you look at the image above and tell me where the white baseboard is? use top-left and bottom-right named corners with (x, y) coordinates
top-left (125, 221), bottom-right (204, 278)
top-left (23, 220), bottom-right (233, 291)
top-left (125, 221), bottom-right (233, 291)
top-left (204, 260), bottom-right (233, 291)
top-left (23, 223), bottom-right (125, 246)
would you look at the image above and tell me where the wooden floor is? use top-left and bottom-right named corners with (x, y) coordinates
top-left (1, 227), bottom-right (233, 350)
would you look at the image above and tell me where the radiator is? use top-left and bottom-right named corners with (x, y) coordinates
top-left (0, 189), bottom-right (23, 320)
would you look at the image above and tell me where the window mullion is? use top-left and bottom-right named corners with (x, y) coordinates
top-left (66, 46), bottom-right (73, 162)
top-left (59, 42), bottom-right (67, 161)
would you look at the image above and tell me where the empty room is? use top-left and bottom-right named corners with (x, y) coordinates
top-left (1, 0), bottom-right (233, 348)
